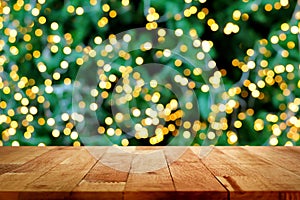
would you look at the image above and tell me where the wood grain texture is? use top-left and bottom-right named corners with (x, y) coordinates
top-left (0, 146), bottom-right (299, 200)
top-left (203, 147), bottom-right (300, 200)
top-left (124, 147), bottom-right (175, 200)
top-left (0, 147), bottom-right (50, 164)
top-left (242, 147), bottom-right (300, 176)
top-left (23, 148), bottom-right (96, 192)
top-left (166, 148), bottom-right (228, 200)
top-left (72, 146), bottom-right (133, 200)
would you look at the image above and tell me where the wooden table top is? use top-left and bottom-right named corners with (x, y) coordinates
top-left (0, 146), bottom-right (299, 200)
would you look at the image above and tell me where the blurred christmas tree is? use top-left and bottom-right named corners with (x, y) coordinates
top-left (0, 0), bottom-right (299, 146)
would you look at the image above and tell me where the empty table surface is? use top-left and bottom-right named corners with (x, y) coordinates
top-left (0, 146), bottom-right (299, 200)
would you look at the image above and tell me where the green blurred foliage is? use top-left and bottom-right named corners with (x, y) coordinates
top-left (0, 0), bottom-right (299, 146)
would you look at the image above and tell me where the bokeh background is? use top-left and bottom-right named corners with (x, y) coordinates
top-left (0, 0), bottom-right (299, 146)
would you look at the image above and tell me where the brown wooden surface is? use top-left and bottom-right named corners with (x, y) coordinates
top-left (0, 147), bottom-right (299, 200)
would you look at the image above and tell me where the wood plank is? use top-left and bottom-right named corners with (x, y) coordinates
top-left (215, 146), bottom-right (268, 164)
top-left (12, 147), bottom-right (77, 173)
top-left (0, 148), bottom-right (77, 193)
top-left (166, 148), bottom-right (228, 200)
top-left (72, 147), bottom-right (134, 200)
top-left (218, 147), bottom-right (300, 190)
top-left (216, 175), bottom-right (279, 200)
top-left (203, 147), bottom-right (300, 200)
top-left (71, 181), bottom-right (125, 200)
top-left (242, 146), bottom-right (300, 176)
top-left (203, 148), bottom-right (277, 200)
top-left (202, 147), bottom-right (254, 177)
top-left (83, 146), bottom-right (107, 160)
top-left (124, 147), bottom-right (175, 200)
top-left (0, 164), bottom-right (20, 175)
top-left (164, 146), bottom-right (195, 163)
top-left (190, 146), bottom-right (215, 159)
top-left (99, 146), bottom-right (135, 173)
top-left (0, 147), bottom-right (50, 164)
top-left (289, 146), bottom-right (300, 154)
top-left (23, 148), bottom-right (96, 192)
top-left (0, 147), bottom-right (86, 199)
top-left (79, 146), bottom-right (133, 183)
top-left (16, 148), bottom-right (97, 199)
